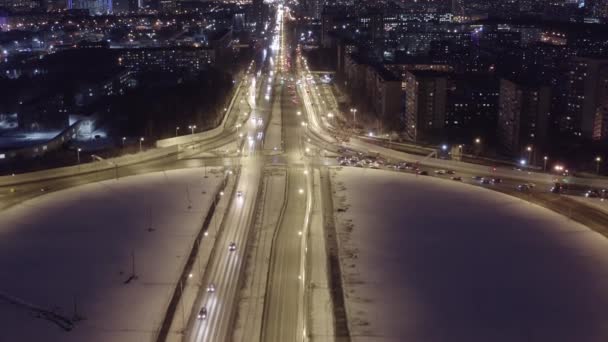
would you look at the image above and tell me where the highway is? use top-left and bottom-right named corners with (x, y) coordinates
top-left (260, 20), bottom-right (311, 338)
top-left (5, 2), bottom-right (608, 342)
top-left (187, 5), bottom-right (306, 342)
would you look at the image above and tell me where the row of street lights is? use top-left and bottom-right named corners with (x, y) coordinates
top-left (174, 125), bottom-right (198, 137)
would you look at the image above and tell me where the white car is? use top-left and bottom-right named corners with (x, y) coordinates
top-left (206, 283), bottom-right (216, 293)
top-left (229, 242), bottom-right (237, 251)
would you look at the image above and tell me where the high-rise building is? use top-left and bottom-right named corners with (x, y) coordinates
top-left (69, 0), bottom-right (111, 13)
top-left (253, 0), bottom-right (265, 33)
top-left (562, 57), bottom-right (608, 138)
top-left (404, 70), bottom-right (447, 142)
top-left (497, 78), bottom-right (551, 159)
top-left (451, 0), bottom-right (465, 16)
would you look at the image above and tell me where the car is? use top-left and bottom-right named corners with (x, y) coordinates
top-left (229, 242), bottom-right (237, 251)
top-left (480, 178), bottom-right (491, 185)
top-left (369, 162), bottom-right (380, 169)
top-left (517, 184), bottom-right (530, 192)
top-left (237, 191), bottom-right (243, 197)
top-left (417, 170), bottom-right (428, 176)
top-left (551, 183), bottom-right (563, 194)
top-left (491, 178), bottom-right (502, 184)
top-left (472, 176), bottom-right (483, 181)
top-left (585, 190), bottom-right (600, 198)
top-left (206, 283), bottom-right (216, 293)
top-left (451, 176), bottom-right (462, 181)
top-left (434, 170), bottom-right (446, 175)
top-left (198, 307), bottom-right (208, 320)
top-left (446, 170), bottom-right (456, 175)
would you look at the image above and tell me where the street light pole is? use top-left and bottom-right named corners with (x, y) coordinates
top-left (189, 125), bottom-right (197, 135)
top-left (77, 148), bottom-right (81, 164)
top-left (526, 146), bottom-right (533, 164)
top-left (543, 156), bottom-right (548, 172)
top-left (139, 137), bottom-right (144, 152)
top-left (596, 156), bottom-right (602, 174)
top-left (121, 137), bottom-right (126, 147)
top-left (175, 126), bottom-right (180, 137)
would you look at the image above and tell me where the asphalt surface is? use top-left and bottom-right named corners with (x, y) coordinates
top-left (260, 39), bottom-right (310, 340)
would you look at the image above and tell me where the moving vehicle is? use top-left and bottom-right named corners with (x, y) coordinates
top-left (229, 242), bottom-right (237, 251)
top-left (451, 176), bottom-right (462, 181)
top-left (206, 283), bottom-right (216, 293)
top-left (585, 190), bottom-right (600, 198)
top-left (517, 184), bottom-right (530, 192)
top-left (198, 307), bottom-right (208, 320)
top-left (417, 170), bottom-right (428, 176)
top-left (551, 183), bottom-right (563, 194)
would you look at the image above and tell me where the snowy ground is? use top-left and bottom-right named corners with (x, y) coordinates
top-left (332, 167), bottom-right (608, 342)
top-left (0, 167), bottom-right (223, 342)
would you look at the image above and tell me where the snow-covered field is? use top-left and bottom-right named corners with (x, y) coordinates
top-left (0, 167), bottom-right (223, 342)
top-left (332, 167), bottom-right (608, 342)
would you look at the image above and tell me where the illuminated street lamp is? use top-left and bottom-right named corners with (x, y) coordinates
top-left (175, 126), bottom-right (180, 137)
top-left (474, 137), bottom-right (481, 144)
top-left (350, 108), bottom-right (357, 125)
top-left (139, 137), bottom-right (144, 152)
top-left (189, 125), bottom-right (197, 135)
top-left (543, 156), bottom-right (548, 172)
top-left (526, 145), bottom-right (533, 164)
top-left (77, 148), bottom-right (82, 164)
top-left (122, 136), bottom-right (126, 147)
top-left (596, 156), bottom-right (602, 174)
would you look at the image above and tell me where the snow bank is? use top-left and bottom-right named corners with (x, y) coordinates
top-left (0, 167), bottom-right (223, 342)
top-left (332, 167), bottom-right (608, 342)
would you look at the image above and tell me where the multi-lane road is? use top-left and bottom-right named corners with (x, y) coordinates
top-left (4, 2), bottom-right (608, 342)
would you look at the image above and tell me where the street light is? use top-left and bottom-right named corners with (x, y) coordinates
top-left (543, 156), bottom-right (548, 172)
top-left (77, 148), bottom-right (82, 164)
top-left (122, 136), bottom-right (126, 147)
top-left (350, 108), bottom-right (357, 125)
top-left (139, 137), bottom-right (144, 152)
top-left (526, 145), bottom-right (533, 164)
top-left (175, 126), bottom-right (180, 137)
top-left (474, 137), bottom-right (481, 144)
top-left (189, 125), bottom-right (197, 135)
top-left (596, 156), bottom-right (602, 174)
